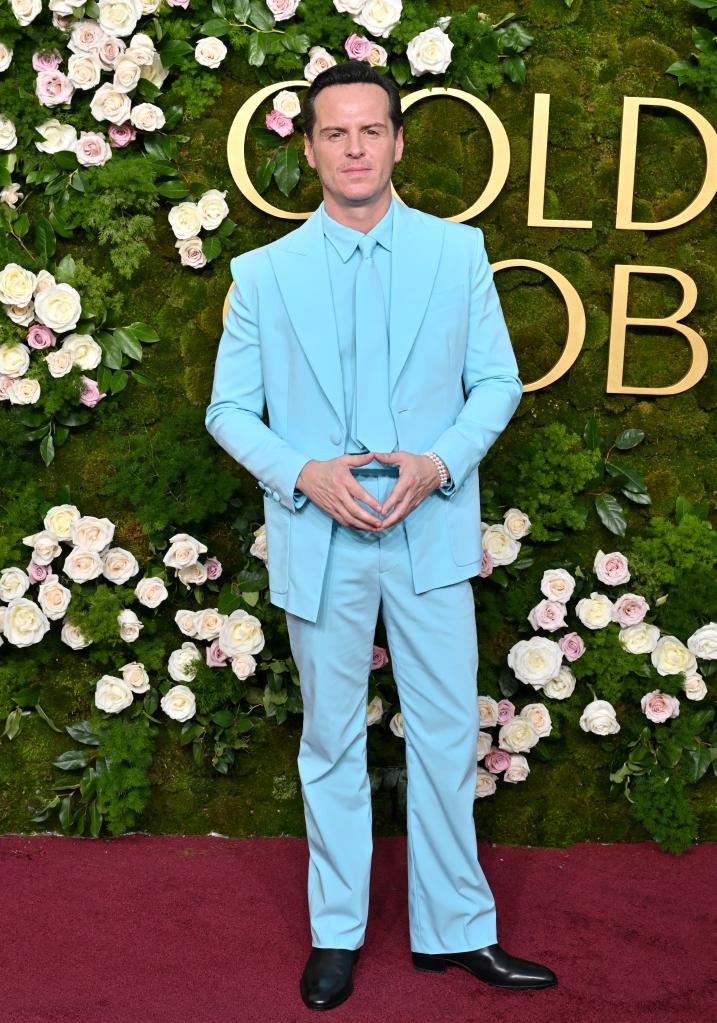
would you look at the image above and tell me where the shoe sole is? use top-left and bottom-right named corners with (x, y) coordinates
top-left (413, 957), bottom-right (557, 990)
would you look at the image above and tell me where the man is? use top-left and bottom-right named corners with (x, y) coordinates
top-left (206, 60), bottom-right (557, 1011)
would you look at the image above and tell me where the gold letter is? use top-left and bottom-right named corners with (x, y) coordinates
top-left (527, 93), bottom-right (593, 228)
top-left (616, 97), bottom-right (717, 230)
top-left (607, 264), bottom-right (708, 393)
top-left (492, 259), bottom-right (586, 391)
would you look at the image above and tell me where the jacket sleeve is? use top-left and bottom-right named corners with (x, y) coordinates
top-left (205, 254), bottom-right (311, 513)
top-left (430, 227), bottom-right (523, 497)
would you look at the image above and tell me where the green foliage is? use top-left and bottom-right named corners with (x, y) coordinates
top-left (94, 714), bottom-right (156, 835)
top-left (628, 770), bottom-right (699, 854)
top-left (98, 404), bottom-right (240, 533)
top-left (571, 623), bottom-right (650, 705)
top-left (666, 2), bottom-right (717, 97)
top-left (629, 513), bottom-right (717, 604)
top-left (66, 582), bottom-right (139, 649)
top-left (188, 656), bottom-right (245, 715)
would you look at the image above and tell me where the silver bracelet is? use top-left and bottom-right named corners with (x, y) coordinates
top-left (422, 450), bottom-right (450, 487)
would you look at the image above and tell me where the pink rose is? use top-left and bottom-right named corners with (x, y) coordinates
top-left (0, 375), bottom-right (13, 400)
top-left (484, 747), bottom-right (512, 773)
top-left (108, 121), bottom-right (137, 148)
top-left (559, 632), bottom-right (585, 661)
top-left (527, 598), bottom-right (567, 633)
top-left (372, 644), bottom-right (389, 670)
top-left (79, 375), bottom-right (107, 408)
top-left (265, 109), bottom-right (294, 137)
top-left (32, 50), bottom-right (62, 72)
top-left (27, 325), bottom-right (57, 350)
top-left (35, 70), bottom-right (75, 107)
top-left (345, 33), bottom-right (373, 60)
top-left (479, 549), bottom-right (493, 578)
top-left (167, 0), bottom-right (190, 6)
top-left (205, 556), bottom-right (222, 580)
top-left (497, 699), bottom-right (515, 723)
top-left (641, 689), bottom-right (680, 723)
top-left (27, 560), bottom-right (49, 582)
top-left (612, 593), bottom-right (649, 627)
top-left (593, 549), bottom-right (630, 586)
top-left (266, 0), bottom-right (300, 20)
top-left (206, 638), bottom-right (230, 667)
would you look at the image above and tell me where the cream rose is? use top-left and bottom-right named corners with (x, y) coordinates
top-left (687, 623), bottom-right (717, 660)
top-left (575, 591), bottom-right (614, 630)
top-left (164, 532), bottom-right (208, 569)
top-left (0, 343), bottom-right (30, 379)
top-left (0, 567), bottom-right (31, 602)
top-left (168, 203), bottom-right (203, 241)
top-left (367, 694), bottom-right (384, 726)
top-left (61, 620), bottom-right (92, 649)
top-left (406, 25), bottom-right (453, 75)
top-left (503, 754), bottom-right (530, 783)
top-left (474, 766), bottom-right (497, 798)
top-left (22, 529), bottom-right (62, 566)
top-left (389, 711), bottom-right (404, 738)
top-left (175, 608), bottom-right (198, 637)
top-left (519, 702), bottom-right (552, 738)
top-left (197, 189), bottom-right (229, 230)
top-left (273, 90), bottom-right (301, 119)
top-left (476, 729), bottom-right (493, 760)
top-left (38, 574), bottom-right (72, 620)
top-left (129, 102), bottom-right (165, 132)
top-left (34, 282), bottom-right (82, 332)
top-left (118, 607), bottom-right (143, 641)
top-left (34, 118), bottom-right (78, 154)
top-left (12, 0), bottom-right (42, 24)
top-left (0, 263), bottom-right (37, 305)
top-left (7, 377), bottom-right (41, 405)
top-left (102, 547), bottom-right (140, 584)
top-left (64, 547), bottom-right (104, 583)
top-left (593, 549), bottom-right (630, 585)
top-left (0, 44), bottom-right (12, 72)
top-left (3, 597), bottom-right (51, 647)
top-left (175, 237), bottom-right (207, 270)
top-left (543, 665), bottom-right (576, 700)
top-left (97, 0), bottom-right (143, 37)
top-left (44, 503), bottom-right (81, 541)
top-left (95, 674), bottom-right (134, 713)
top-left (112, 53), bottom-right (142, 91)
top-left (71, 515), bottom-right (115, 551)
top-left (650, 635), bottom-right (697, 677)
top-left (126, 32), bottom-right (155, 65)
top-left (481, 523), bottom-right (520, 566)
top-left (60, 333), bottom-right (102, 370)
top-left (366, 42), bottom-right (388, 66)
top-left (139, 52), bottom-right (169, 88)
top-left (177, 561), bottom-right (208, 587)
top-left (579, 699), bottom-right (620, 735)
top-left (218, 609), bottom-right (265, 657)
top-left (250, 524), bottom-right (268, 564)
top-left (619, 621), bottom-right (660, 655)
top-left (507, 637), bottom-right (563, 689)
top-left (682, 673), bottom-right (707, 701)
top-left (0, 116), bottom-right (17, 151)
top-left (540, 568), bottom-right (576, 604)
top-left (194, 607), bottom-right (226, 641)
top-left (135, 576), bottom-right (168, 608)
top-left (67, 52), bottom-right (102, 89)
top-left (194, 36), bottom-right (227, 69)
top-left (353, 0), bottom-right (402, 38)
top-left (161, 683), bottom-right (196, 721)
top-left (333, 0), bottom-right (365, 13)
top-left (120, 661), bottom-right (150, 693)
top-left (231, 652), bottom-right (257, 680)
top-left (478, 694), bottom-right (499, 728)
top-left (498, 716), bottom-right (540, 754)
top-left (304, 45), bottom-right (337, 82)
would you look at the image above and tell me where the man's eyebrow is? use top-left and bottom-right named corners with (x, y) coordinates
top-left (318, 123), bottom-right (387, 133)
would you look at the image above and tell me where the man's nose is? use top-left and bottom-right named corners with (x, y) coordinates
top-left (344, 133), bottom-right (366, 156)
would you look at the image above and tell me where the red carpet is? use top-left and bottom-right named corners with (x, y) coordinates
top-left (1, 834), bottom-right (712, 1023)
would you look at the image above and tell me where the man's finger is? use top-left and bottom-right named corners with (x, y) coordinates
top-left (349, 483), bottom-right (384, 516)
top-left (379, 484), bottom-right (405, 515)
top-left (377, 497), bottom-right (409, 529)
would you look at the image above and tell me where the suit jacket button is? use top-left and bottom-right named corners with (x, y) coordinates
top-left (258, 481), bottom-right (265, 489)
top-left (330, 432), bottom-right (341, 445)
top-left (272, 491), bottom-right (279, 501)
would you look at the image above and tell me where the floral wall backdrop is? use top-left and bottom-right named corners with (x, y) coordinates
top-left (0, 0), bottom-right (716, 853)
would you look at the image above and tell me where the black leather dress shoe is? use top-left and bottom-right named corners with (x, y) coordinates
top-left (412, 942), bottom-right (556, 989)
top-left (300, 946), bottom-right (361, 1011)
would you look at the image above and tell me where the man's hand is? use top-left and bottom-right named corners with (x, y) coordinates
top-left (370, 450), bottom-right (442, 529)
top-left (296, 452), bottom-right (388, 529)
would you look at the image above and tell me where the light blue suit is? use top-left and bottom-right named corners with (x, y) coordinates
top-left (205, 194), bottom-right (522, 953)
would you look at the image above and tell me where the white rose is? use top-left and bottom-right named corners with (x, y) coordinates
top-left (502, 507), bottom-right (531, 540)
top-left (273, 90), bottom-right (301, 119)
top-left (1, 182), bottom-right (23, 207)
top-left (112, 53), bottom-right (142, 91)
top-left (168, 641), bottom-right (202, 681)
top-left (579, 699), bottom-right (620, 735)
top-left (34, 282), bottom-right (82, 332)
top-left (117, 607), bottom-right (143, 641)
top-left (177, 561), bottom-right (208, 587)
top-left (129, 102), bottom-right (165, 132)
top-left (231, 652), bottom-right (257, 680)
top-left (194, 607), bottom-right (226, 641)
top-left (304, 45), bottom-right (337, 82)
top-left (67, 52), bottom-right (102, 89)
top-left (38, 573), bottom-right (72, 620)
top-left (0, 343), bottom-right (30, 378)
top-left (498, 716), bottom-right (540, 753)
top-left (0, 567), bottom-right (31, 602)
top-left (686, 622), bottom-right (717, 660)
top-left (64, 547), bottom-right (103, 583)
top-left (175, 237), bottom-right (207, 270)
top-left (353, 0), bottom-right (402, 38)
top-left (543, 665), bottom-right (576, 700)
top-left (194, 36), bottom-right (227, 69)
top-left (266, 0), bottom-right (300, 20)
top-left (474, 766), bottom-right (497, 798)
top-left (218, 609), bottom-right (265, 657)
top-left (11, 0), bottom-right (43, 26)
top-left (406, 25), bottom-right (453, 76)
top-left (367, 694), bottom-right (384, 726)
top-left (196, 189), bottom-right (229, 231)
top-left (519, 702), bottom-right (552, 738)
top-left (366, 42), bottom-right (388, 66)
top-left (120, 661), bottom-right (150, 693)
top-left (161, 683), bottom-right (196, 722)
top-left (168, 203), bottom-right (203, 241)
top-left (76, 131), bottom-right (113, 168)
top-left (476, 729), bottom-right (493, 760)
top-left (7, 377), bottom-right (40, 405)
top-left (44, 503), bottom-right (81, 541)
top-left (481, 523), bottom-right (520, 566)
top-left (619, 621), bottom-right (660, 654)
top-left (61, 620), bottom-right (92, 649)
top-left (575, 591), bottom-right (614, 630)
top-left (34, 118), bottom-right (78, 154)
top-left (389, 711), bottom-right (404, 738)
top-left (5, 302), bottom-right (34, 327)
top-left (3, 597), bottom-right (51, 647)
top-left (89, 81), bottom-right (133, 125)
top-left (95, 674), bottom-right (134, 713)
top-left (651, 635), bottom-right (698, 677)
top-left (139, 52), bottom-right (169, 88)
top-left (97, 0), bottom-right (143, 37)
top-left (175, 609), bottom-right (198, 637)
top-left (71, 515), bottom-right (115, 551)
top-left (60, 333), bottom-right (102, 370)
top-left (126, 32), bottom-right (155, 65)
top-left (540, 568), bottom-right (576, 604)
top-left (507, 637), bottom-right (563, 689)
top-left (164, 532), bottom-right (208, 569)
top-left (0, 263), bottom-right (37, 306)
top-left (67, 19), bottom-right (106, 54)
top-left (333, 0), bottom-right (364, 13)
top-left (0, 44), bottom-right (14, 72)
top-left (102, 547), bottom-right (140, 585)
top-left (135, 576), bottom-right (168, 608)
top-left (250, 524), bottom-right (268, 564)
top-left (22, 529), bottom-right (62, 566)
top-left (503, 754), bottom-right (530, 783)
top-left (478, 694), bottom-right (499, 728)
top-left (682, 673), bottom-right (707, 701)
top-left (0, 115), bottom-right (17, 150)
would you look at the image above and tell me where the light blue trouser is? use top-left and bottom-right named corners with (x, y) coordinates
top-left (285, 467), bottom-right (498, 954)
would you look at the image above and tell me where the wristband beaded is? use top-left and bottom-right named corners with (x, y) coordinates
top-left (422, 450), bottom-right (450, 487)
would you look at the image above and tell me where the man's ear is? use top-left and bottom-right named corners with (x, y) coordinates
top-left (393, 125), bottom-right (404, 164)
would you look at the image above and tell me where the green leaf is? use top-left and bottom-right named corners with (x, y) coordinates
top-left (255, 154), bottom-right (276, 193)
top-left (202, 234), bottom-right (222, 262)
top-left (234, 0), bottom-right (250, 18)
top-left (34, 703), bottom-right (62, 732)
top-left (281, 30), bottom-right (311, 54)
top-left (615, 428), bottom-right (645, 450)
top-left (212, 709), bottom-right (234, 728)
top-left (502, 54), bottom-right (526, 84)
top-left (605, 458), bottom-right (647, 493)
top-left (498, 667), bottom-right (520, 699)
top-left (14, 212), bottom-right (29, 237)
top-left (114, 327), bottom-right (143, 361)
top-left (583, 418), bottom-right (601, 450)
top-left (249, 0), bottom-right (274, 29)
top-left (127, 321), bottom-right (160, 343)
top-left (54, 749), bottom-right (91, 770)
top-left (247, 32), bottom-right (265, 67)
top-left (273, 146), bottom-right (300, 196)
top-left (59, 795), bottom-right (72, 830)
top-left (595, 493), bottom-right (627, 536)
top-left (621, 488), bottom-right (651, 505)
top-left (159, 37), bottom-right (195, 66)
top-left (66, 720), bottom-right (102, 745)
top-left (158, 180), bottom-right (190, 200)
top-left (200, 16), bottom-right (231, 34)
top-left (89, 800), bottom-right (103, 838)
top-left (2, 708), bottom-right (23, 740)
top-left (675, 495), bottom-right (709, 523)
top-left (40, 432), bottom-right (55, 467)
top-left (110, 369), bottom-right (129, 393)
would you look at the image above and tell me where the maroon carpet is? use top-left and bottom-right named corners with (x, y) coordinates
top-left (1, 834), bottom-right (712, 1023)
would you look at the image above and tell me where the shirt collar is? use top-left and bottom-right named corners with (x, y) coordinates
top-left (321, 196), bottom-right (394, 262)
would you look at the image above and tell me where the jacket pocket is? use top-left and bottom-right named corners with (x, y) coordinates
top-left (263, 494), bottom-right (290, 593)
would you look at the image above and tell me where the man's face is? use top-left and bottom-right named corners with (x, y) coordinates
top-left (304, 83), bottom-right (403, 206)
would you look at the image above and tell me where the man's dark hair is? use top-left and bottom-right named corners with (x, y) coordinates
top-left (303, 60), bottom-right (403, 141)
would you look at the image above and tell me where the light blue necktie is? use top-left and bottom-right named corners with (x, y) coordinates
top-left (352, 234), bottom-right (398, 453)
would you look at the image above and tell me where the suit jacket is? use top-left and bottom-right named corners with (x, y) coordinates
top-left (205, 196), bottom-right (523, 623)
